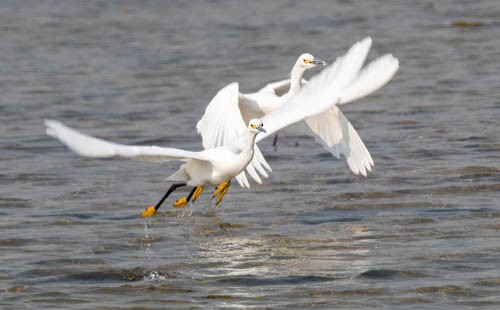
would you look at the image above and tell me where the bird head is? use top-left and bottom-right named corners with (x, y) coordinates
top-left (296, 53), bottom-right (328, 69)
top-left (248, 119), bottom-right (266, 134)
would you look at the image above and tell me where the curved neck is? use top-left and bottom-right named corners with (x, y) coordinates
top-left (288, 65), bottom-right (306, 95)
top-left (242, 130), bottom-right (258, 154)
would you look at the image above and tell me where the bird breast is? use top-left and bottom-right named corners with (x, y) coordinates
top-left (209, 148), bottom-right (253, 183)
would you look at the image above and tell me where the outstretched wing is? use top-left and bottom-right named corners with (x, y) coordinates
top-left (302, 53), bottom-right (399, 176)
top-left (338, 53), bottom-right (399, 105)
top-left (196, 82), bottom-right (271, 188)
top-left (256, 37), bottom-right (398, 176)
top-left (304, 106), bottom-right (374, 176)
top-left (257, 37), bottom-right (374, 142)
top-left (45, 120), bottom-right (210, 163)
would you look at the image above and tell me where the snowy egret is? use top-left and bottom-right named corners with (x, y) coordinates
top-left (44, 37), bottom-right (399, 216)
top-left (45, 119), bottom-right (267, 217)
top-left (197, 37), bottom-right (399, 187)
top-left (205, 53), bottom-right (326, 187)
top-left (238, 53), bottom-right (327, 121)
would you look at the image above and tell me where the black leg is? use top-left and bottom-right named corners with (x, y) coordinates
top-left (272, 133), bottom-right (279, 151)
top-left (141, 182), bottom-right (187, 217)
top-left (185, 186), bottom-right (197, 202)
top-left (154, 182), bottom-right (186, 212)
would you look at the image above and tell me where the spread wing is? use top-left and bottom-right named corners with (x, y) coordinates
top-left (302, 53), bottom-right (399, 176)
top-left (45, 120), bottom-right (211, 163)
top-left (305, 106), bottom-right (374, 176)
top-left (256, 37), bottom-right (398, 176)
top-left (196, 82), bottom-right (271, 188)
top-left (338, 53), bottom-right (399, 105)
top-left (257, 37), bottom-right (374, 142)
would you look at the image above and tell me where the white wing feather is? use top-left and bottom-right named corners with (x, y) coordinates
top-left (257, 37), bottom-right (373, 142)
top-left (45, 120), bottom-right (210, 163)
top-left (338, 54), bottom-right (399, 105)
top-left (305, 106), bottom-right (374, 176)
top-left (256, 38), bottom-right (399, 176)
top-left (196, 82), bottom-right (271, 188)
top-left (257, 53), bottom-right (399, 106)
top-left (301, 53), bottom-right (399, 176)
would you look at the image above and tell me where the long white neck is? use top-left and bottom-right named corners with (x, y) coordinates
top-left (242, 130), bottom-right (258, 155)
top-left (288, 65), bottom-right (307, 95)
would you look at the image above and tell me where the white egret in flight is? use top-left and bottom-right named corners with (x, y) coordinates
top-left (213, 54), bottom-right (327, 143)
top-left (197, 37), bottom-right (399, 188)
top-left (44, 37), bottom-right (399, 216)
top-left (215, 53), bottom-right (326, 182)
top-left (237, 53), bottom-right (327, 121)
top-left (45, 119), bottom-right (267, 217)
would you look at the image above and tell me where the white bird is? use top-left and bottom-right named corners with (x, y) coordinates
top-left (218, 53), bottom-right (327, 188)
top-left (45, 118), bottom-right (267, 217)
top-left (238, 53), bottom-right (327, 122)
top-left (44, 37), bottom-right (398, 216)
top-left (204, 54), bottom-right (326, 188)
top-left (197, 37), bottom-right (399, 188)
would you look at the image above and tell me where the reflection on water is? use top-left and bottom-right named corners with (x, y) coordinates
top-left (1, 0), bottom-right (499, 309)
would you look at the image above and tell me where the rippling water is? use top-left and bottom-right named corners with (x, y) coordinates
top-left (1, 0), bottom-right (499, 309)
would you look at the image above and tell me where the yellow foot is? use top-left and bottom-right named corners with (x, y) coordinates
top-left (192, 186), bottom-right (204, 203)
top-left (212, 181), bottom-right (230, 205)
top-left (172, 197), bottom-right (188, 208)
top-left (141, 206), bottom-right (157, 217)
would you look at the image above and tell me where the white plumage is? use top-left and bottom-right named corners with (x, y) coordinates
top-left (44, 37), bottom-right (399, 212)
top-left (197, 37), bottom-right (399, 186)
top-left (45, 119), bottom-right (265, 187)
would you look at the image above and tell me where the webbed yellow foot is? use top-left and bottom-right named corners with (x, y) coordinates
top-left (141, 206), bottom-right (157, 217)
top-left (192, 186), bottom-right (204, 202)
top-left (212, 181), bottom-right (230, 205)
top-left (212, 181), bottom-right (229, 197)
top-left (173, 197), bottom-right (188, 208)
top-left (216, 186), bottom-right (229, 205)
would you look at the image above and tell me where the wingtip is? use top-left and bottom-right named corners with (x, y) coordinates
top-left (360, 162), bottom-right (375, 178)
top-left (360, 37), bottom-right (373, 50)
top-left (44, 119), bottom-right (58, 127)
top-left (44, 119), bottom-right (60, 138)
top-left (394, 57), bottom-right (400, 70)
top-left (387, 54), bottom-right (400, 70)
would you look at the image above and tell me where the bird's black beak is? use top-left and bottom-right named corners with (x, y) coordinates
top-left (311, 59), bottom-right (328, 66)
top-left (257, 126), bottom-right (266, 133)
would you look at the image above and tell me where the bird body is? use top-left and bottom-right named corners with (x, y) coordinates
top-left (197, 37), bottom-right (399, 187)
top-left (45, 37), bottom-right (399, 216)
top-left (45, 119), bottom-right (264, 188)
top-left (45, 118), bottom-right (266, 216)
top-left (195, 54), bottom-right (327, 189)
top-left (230, 53), bottom-right (325, 126)
top-left (169, 128), bottom-right (259, 186)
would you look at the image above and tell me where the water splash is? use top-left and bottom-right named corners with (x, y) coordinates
top-left (143, 270), bottom-right (167, 281)
top-left (142, 220), bottom-right (154, 259)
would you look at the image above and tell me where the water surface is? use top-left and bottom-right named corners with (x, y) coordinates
top-left (0, 1), bottom-right (499, 309)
